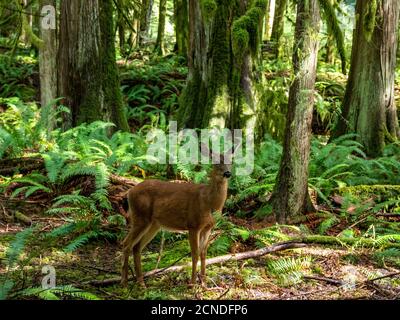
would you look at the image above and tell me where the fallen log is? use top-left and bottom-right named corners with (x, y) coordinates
top-left (84, 241), bottom-right (306, 287)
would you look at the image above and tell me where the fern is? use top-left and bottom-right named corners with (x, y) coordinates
top-left (267, 256), bottom-right (312, 286)
top-left (17, 285), bottom-right (99, 300)
top-left (1, 227), bottom-right (36, 299)
top-left (5, 227), bottom-right (35, 268)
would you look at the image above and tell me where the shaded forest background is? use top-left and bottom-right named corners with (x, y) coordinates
top-left (0, 0), bottom-right (400, 300)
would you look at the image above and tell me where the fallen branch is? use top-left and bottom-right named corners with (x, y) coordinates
top-left (367, 272), bottom-right (400, 283)
top-left (292, 235), bottom-right (400, 249)
top-left (84, 241), bottom-right (306, 287)
top-left (303, 275), bottom-right (343, 286)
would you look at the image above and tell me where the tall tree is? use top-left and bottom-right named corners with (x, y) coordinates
top-left (154, 0), bottom-right (167, 55)
top-left (58, 0), bottom-right (129, 131)
top-left (139, 0), bottom-right (153, 46)
top-left (174, 0), bottom-right (189, 58)
top-left (270, 0), bottom-right (287, 58)
top-left (177, 0), bottom-right (266, 129)
top-left (270, 0), bottom-right (321, 223)
top-left (38, 0), bottom-right (57, 132)
top-left (332, 0), bottom-right (400, 157)
top-left (263, 0), bottom-right (275, 41)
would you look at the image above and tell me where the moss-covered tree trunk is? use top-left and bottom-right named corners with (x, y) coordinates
top-left (174, 0), bottom-right (189, 58)
top-left (263, 0), bottom-right (274, 40)
top-left (154, 0), bottom-right (167, 55)
top-left (117, 0), bottom-right (126, 54)
top-left (58, 0), bottom-right (129, 131)
top-left (332, 0), bottom-right (400, 156)
top-left (270, 0), bottom-right (287, 58)
top-left (178, 0), bottom-right (266, 130)
top-left (325, 5), bottom-right (335, 65)
top-left (270, 0), bottom-right (320, 224)
top-left (39, 0), bottom-right (57, 131)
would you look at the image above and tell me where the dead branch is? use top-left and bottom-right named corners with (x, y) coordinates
top-left (84, 241), bottom-right (306, 287)
top-left (303, 275), bottom-right (344, 286)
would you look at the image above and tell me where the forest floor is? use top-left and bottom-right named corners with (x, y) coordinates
top-left (1, 216), bottom-right (400, 300)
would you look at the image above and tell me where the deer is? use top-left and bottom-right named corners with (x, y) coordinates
top-left (120, 143), bottom-right (235, 288)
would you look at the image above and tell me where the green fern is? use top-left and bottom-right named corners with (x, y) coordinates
top-left (267, 256), bottom-right (312, 286)
top-left (18, 285), bottom-right (99, 300)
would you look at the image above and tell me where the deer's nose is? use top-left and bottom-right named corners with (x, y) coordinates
top-left (223, 171), bottom-right (232, 178)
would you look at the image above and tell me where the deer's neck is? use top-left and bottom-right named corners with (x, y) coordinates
top-left (206, 174), bottom-right (228, 212)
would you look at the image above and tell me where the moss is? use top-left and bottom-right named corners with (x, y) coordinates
top-left (363, 0), bottom-right (377, 42)
top-left (231, 0), bottom-right (267, 61)
top-left (337, 185), bottom-right (400, 202)
top-left (99, 0), bottom-right (129, 132)
top-left (200, 0), bottom-right (217, 19)
top-left (232, 19), bottom-right (250, 62)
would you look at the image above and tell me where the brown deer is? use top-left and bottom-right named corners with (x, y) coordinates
top-left (121, 144), bottom-right (234, 287)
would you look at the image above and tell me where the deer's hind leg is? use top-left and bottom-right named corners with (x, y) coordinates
top-left (188, 229), bottom-right (200, 286)
top-left (132, 223), bottom-right (160, 287)
top-left (121, 219), bottom-right (151, 287)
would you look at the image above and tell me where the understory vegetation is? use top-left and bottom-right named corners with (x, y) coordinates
top-left (1, 0), bottom-right (400, 301)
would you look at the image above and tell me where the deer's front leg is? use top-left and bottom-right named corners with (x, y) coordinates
top-left (188, 229), bottom-right (200, 286)
top-left (199, 227), bottom-right (212, 286)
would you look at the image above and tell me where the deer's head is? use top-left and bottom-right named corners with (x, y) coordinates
top-left (200, 142), bottom-right (240, 179)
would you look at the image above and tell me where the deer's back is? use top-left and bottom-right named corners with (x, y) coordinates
top-left (127, 180), bottom-right (212, 230)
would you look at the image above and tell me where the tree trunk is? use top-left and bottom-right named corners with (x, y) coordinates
top-left (325, 16), bottom-right (335, 64)
top-left (263, 0), bottom-right (274, 40)
top-left (39, 0), bottom-right (57, 132)
top-left (177, 0), bottom-right (266, 130)
top-left (174, 0), bottom-right (189, 58)
top-left (332, 0), bottom-right (400, 156)
top-left (117, 0), bottom-right (126, 55)
top-left (58, 0), bottom-right (129, 131)
top-left (270, 0), bottom-right (287, 58)
top-left (154, 0), bottom-right (167, 55)
top-left (139, 0), bottom-right (153, 46)
top-left (271, 0), bottom-right (320, 223)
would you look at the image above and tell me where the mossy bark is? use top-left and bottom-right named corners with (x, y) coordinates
top-left (99, 0), bottom-right (130, 131)
top-left (271, 0), bottom-right (320, 223)
top-left (263, 0), bottom-right (274, 40)
top-left (332, 0), bottom-right (400, 157)
top-left (154, 0), bottom-right (167, 56)
top-left (174, 0), bottom-right (189, 59)
top-left (58, 0), bottom-right (129, 131)
top-left (178, 0), bottom-right (266, 130)
top-left (39, 0), bottom-right (57, 132)
top-left (270, 0), bottom-right (287, 58)
top-left (117, 0), bottom-right (126, 54)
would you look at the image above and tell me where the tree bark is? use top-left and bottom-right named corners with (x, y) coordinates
top-left (58, 0), bottom-right (129, 131)
top-left (174, 0), bottom-right (189, 58)
top-left (263, 0), bottom-right (275, 40)
top-left (154, 0), bottom-right (167, 55)
top-left (271, 0), bottom-right (320, 223)
top-left (117, 0), bottom-right (126, 54)
top-left (270, 0), bottom-right (287, 58)
top-left (332, 0), bottom-right (400, 156)
top-left (177, 0), bottom-right (266, 130)
top-left (139, 0), bottom-right (153, 46)
top-left (39, 0), bottom-right (57, 132)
